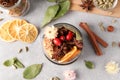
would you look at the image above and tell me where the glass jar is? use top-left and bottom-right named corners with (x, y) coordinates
top-left (43, 23), bottom-right (83, 65)
top-left (0, 0), bottom-right (30, 16)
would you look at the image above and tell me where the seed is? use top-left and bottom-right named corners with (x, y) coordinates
top-left (18, 49), bottom-right (23, 53)
top-left (98, 22), bottom-right (106, 31)
top-left (50, 77), bottom-right (60, 80)
top-left (25, 46), bottom-right (29, 52)
top-left (107, 25), bottom-right (114, 32)
top-left (112, 41), bottom-right (117, 47)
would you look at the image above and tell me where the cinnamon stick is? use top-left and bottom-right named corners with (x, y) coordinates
top-left (79, 22), bottom-right (103, 56)
top-left (92, 32), bottom-right (108, 48)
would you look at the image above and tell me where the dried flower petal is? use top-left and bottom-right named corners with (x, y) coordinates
top-left (63, 70), bottom-right (76, 80)
top-left (44, 26), bottom-right (58, 39)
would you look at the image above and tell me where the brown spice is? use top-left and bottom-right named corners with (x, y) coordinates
top-left (25, 46), bottom-right (29, 52)
top-left (107, 25), bottom-right (114, 32)
top-left (18, 49), bottom-right (23, 53)
top-left (80, 0), bottom-right (95, 11)
top-left (112, 41), bottom-right (117, 47)
top-left (80, 22), bottom-right (103, 56)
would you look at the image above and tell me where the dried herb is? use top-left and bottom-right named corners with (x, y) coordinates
top-left (18, 49), bottom-right (23, 53)
top-left (23, 64), bottom-right (43, 79)
top-left (84, 60), bottom-right (94, 69)
top-left (80, 0), bottom-right (94, 11)
top-left (25, 46), bottom-right (29, 52)
top-left (14, 58), bottom-right (25, 68)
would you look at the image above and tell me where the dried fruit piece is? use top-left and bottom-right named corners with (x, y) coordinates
top-left (85, 60), bottom-right (94, 69)
top-left (0, 21), bottom-right (15, 42)
top-left (53, 38), bottom-right (61, 46)
top-left (59, 46), bottom-right (80, 63)
top-left (8, 19), bottom-right (27, 40)
top-left (23, 64), bottom-right (42, 79)
top-left (19, 23), bottom-right (38, 43)
top-left (107, 25), bottom-right (114, 32)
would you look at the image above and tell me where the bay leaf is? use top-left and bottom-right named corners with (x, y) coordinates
top-left (41, 4), bottom-right (59, 27)
top-left (85, 60), bottom-right (94, 69)
top-left (23, 64), bottom-right (42, 79)
top-left (54, 0), bottom-right (70, 19)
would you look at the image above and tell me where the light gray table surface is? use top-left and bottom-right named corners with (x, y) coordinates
top-left (0, 0), bottom-right (120, 80)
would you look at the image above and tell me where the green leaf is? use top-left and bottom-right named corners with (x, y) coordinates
top-left (85, 60), bottom-right (94, 69)
top-left (3, 58), bottom-right (15, 67)
top-left (23, 64), bottom-right (43, 79)
top-left (14, 58), bottom-right (25, 68)
top-left (54, 0), bottom-right (70, 19)
top-left (41, 4), bottom-right (60, 27)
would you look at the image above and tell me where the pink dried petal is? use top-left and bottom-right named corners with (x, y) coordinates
top-left (63, 70), bottom-right (76, 80)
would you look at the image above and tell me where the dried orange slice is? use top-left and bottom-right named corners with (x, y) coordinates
top-left (19, 23), bottom-right (38, 43)
top-left (0, 21), bottom-right (15, 42)
top-left (8, 19), bottom-right (27, 40)
top-left (59, 46), bottom-right (81, 63)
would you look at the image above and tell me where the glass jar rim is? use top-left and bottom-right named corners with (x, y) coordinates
top-left (0, 0), bottom-right (21, 9)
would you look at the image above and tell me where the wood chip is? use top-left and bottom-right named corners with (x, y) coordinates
top-left (25, 46), bottom-right (29, 52)
top-left (18, 49), bottom-right (23, 53)
top-left (98, 22), bottom-right (106, 31)
top-left (112, 41), bottom-right (117, 47)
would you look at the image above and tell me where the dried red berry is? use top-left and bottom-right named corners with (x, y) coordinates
top-left (66, 31), bottom-right (73, 41)
top-left (107, 26), bottom-right (114, 32)
top-left (60, 36), bottom-right (65, 41)
top-left (53, 38), bottom-right (61, 46)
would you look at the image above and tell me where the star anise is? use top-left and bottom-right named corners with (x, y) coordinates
top-left (80, 0), bottom-right (95, 11)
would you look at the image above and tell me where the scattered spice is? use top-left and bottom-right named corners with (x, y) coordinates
top-left (112, 41), bottom-right (117, 47)
top-left (112, 19), bottom-right (117, 24)
top-left (98, 22), bottom-right (106, 32)
top-left (105, 61), bottom-right (120, 74)
top-left (94, 0), bottom-right (115, 10)
top-left (3, 57), bottom-right (25, 69)
top-left (107, 25), bottom-right (114, 32)
top-left (80, 0), bottom-right (95, 11)
top-left (84, 60), bottom-right (95, 69)
top-left (25, 46), bottom-right (29, 52)
top-left (50, 76), bottom-right (60, 80)
top-left (18, 49), bottom-right (23, 53)
top-left (0, 18), bottom-right (4, 21)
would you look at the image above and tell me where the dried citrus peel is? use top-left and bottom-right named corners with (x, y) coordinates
top-left (59, 46), bottom-right (81, 63)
